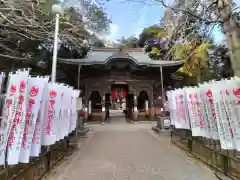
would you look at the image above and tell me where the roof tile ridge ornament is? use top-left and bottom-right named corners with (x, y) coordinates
top-left (92, 47), bottom-right (119, 51)
top-left (90, 47), bottom-right (144, 52)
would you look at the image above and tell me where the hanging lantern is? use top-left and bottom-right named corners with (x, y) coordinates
top-left (121, 88), bottom-right (126, 97)
top-left (112, 88), bottom-right (117, 100)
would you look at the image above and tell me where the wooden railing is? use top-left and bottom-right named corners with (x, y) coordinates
top-left (171, 128), bottom-right (240, 180)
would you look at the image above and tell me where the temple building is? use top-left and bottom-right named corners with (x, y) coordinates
top-left (72, 47), bottom-right (183, 122)
top-left (0, 46), bottom-right (182, 122)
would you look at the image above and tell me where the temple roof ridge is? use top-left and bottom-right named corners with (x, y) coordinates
top-left (91, 47), bottom-right (144, 52)
top-left (58, 47), bottom-right (184, 67)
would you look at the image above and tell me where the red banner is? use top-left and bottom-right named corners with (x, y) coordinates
top-left (121, 88), bottom-right (126, 97)
top-left (112, 88), bottom-right (117, 100)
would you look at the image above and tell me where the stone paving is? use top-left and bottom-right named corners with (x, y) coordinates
top-left (48, 120), bottom-right (218, 180)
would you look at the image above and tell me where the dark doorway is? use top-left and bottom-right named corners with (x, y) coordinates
top-left (88, 91), bottom-right (102, 122)
top-left (89, 91), bottom-right (102, 112)
top-left (137, 91), bottom-right (149, 120)
top-left (137, 91), bottom-right (148, 112)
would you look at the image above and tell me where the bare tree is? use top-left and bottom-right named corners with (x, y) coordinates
top-left (159, 0), bottom-right (240, 76)
top-left (0, 0), bottom-right (111, 59)
top-left (108, 0), bottom-right (240, 76)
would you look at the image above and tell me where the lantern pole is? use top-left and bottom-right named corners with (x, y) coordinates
top-left (160, 66), bottom-right (165, 114)
top-left (75, 64), bottom-right (81, 137)
top-left (47, 0), bottom-right (63, 153)
top-left (77, 65), bottom-right (81, 89)
top-left (51, 2), bottom-right (63, 82)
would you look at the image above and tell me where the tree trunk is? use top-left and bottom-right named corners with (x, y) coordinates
top-left (218, 0), bottom-right (240, 76)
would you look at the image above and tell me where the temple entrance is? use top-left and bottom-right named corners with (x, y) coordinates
top-left (111, 84), bottom-right (128, 110)
top-left (108, 83), bottom-right (128, 123)
top-left (104, 83), bottom-right (134, 122)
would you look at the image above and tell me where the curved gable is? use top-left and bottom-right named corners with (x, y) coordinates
top-left (104, 50), bottom-right (140, 67)
top-left (57, 48), bottom-right (184, 67)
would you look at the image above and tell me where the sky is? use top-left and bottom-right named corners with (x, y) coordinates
top-left (66, 0), bottom-right (239, 44)
top-left (64, 0), bottom-right (164, 41)
top-left (103, 0), bottom-right (164, 41)
top-left (103, 0), bottom-right (240, 44)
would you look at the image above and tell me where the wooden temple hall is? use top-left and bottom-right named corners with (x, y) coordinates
top-left (74, 48), bottom-right (182, 122)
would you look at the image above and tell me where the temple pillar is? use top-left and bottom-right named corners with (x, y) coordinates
top-left (145, 100), bottom-right (148, 114)
top-left (88, 100), bottom-right (92, 114)
top-left (133, 94), bottom-right (138, 121)
top-left (84, 105), bottom-right (88, 122)
top-left (101, 95), bottom-right (106, 122)
top-left (148, 88), bottom-right (154, 121)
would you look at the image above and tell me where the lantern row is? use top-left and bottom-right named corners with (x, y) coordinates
top-left (167, 77), bottom-right (240, 151)
top-left (0, 69), bottom-right (80, 165)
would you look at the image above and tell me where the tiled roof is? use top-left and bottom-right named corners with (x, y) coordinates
top-left (58, 48), bottom-right (183, 67)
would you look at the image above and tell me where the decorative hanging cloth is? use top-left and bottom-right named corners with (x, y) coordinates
top-left (121, 88), bottom-right (126, 97)
top-left (112, 88), bottom-right (117, 100)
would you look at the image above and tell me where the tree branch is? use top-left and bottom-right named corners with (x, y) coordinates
top-left (157, 0), bottom-right (222, 24)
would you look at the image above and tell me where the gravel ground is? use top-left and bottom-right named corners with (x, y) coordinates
top-left (47, 122), bottom-right (218, 180)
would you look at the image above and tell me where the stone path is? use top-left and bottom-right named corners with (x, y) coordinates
top-left (48, 122), bottom-right (218, 180)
